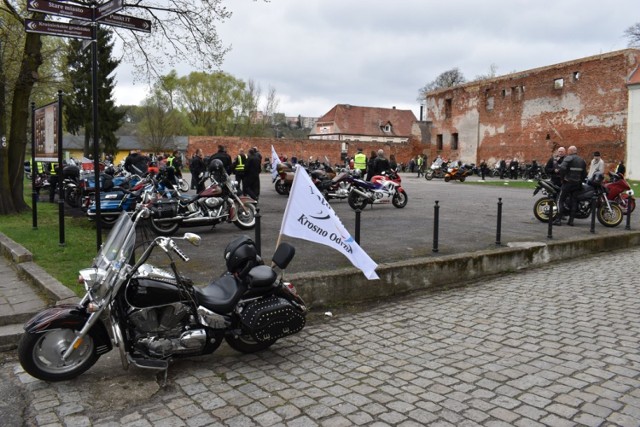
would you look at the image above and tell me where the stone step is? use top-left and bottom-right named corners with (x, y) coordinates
top-left (0, 323), bottom-right (25, 352)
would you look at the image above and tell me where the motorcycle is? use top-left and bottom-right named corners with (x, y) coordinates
top-left (444, 164), bottom-right (473, 182)
top-left (274, 162), bottom-right (294, 195)
top-left (87, 175), bottom-right (168, 227)
top-left (146, 160), bottom-right (257, 236)
top-left (17, 208), bottom-right (307, 381)
top-left (425, 161), bottom-right (449, 180)
top-left (312, 168), bottom-right (353, 201)
top-left (348, 170), bottom-right (408, 210)
top-left (532, 173), bottom-right (623, 227)
top-left (605, 172), bottom-right (636, 214)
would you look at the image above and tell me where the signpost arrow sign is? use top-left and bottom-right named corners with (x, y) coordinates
top-left (26, 0), bottom-right (93, 21)
top-left (96, 0), bottom-right (124, 20)
top-left (100, 13), bottom-right (152, 33)
top-left (25, 19), bottom-right (93, 40)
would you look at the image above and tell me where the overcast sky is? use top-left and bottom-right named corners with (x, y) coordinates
top-left (113, 0), bottom-right (638, 119)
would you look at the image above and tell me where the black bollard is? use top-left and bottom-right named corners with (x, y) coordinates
top-left (590, 198), bottom-right (597, 233)
top-left (496, 197), bottom-right (503, 245)
top-left (433, 201), bottom-right (439, 253)
top-left (254, 208), bottom-right (262, 256)
top-left (547, 200), bottom-right (554, 239)
top-left (355, 209), bottom-right (361, 244)
top-left (625, 196), bottom-right (632, 230)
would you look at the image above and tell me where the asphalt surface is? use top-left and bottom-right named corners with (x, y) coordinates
top-left (156, 172), bottom-right (640, 287)
top-left (2, 242), bottom-right (640, 426)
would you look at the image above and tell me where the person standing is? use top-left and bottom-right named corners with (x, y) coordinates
top-left (232, 148), bottom-right (247, 192)
top-left (365, 150), bottom-right (377, 181)
top-left (124, 150), bottom-right (150, 175)
top-left (210, 145), bottom-right (232, 173)
top-left (243, 147), bottom-right (261, 201)
top-left (545, 146), bottom-right (566, 187)
top-left (373, 149), bottom-right (390, 176)
top-left (416, 154), bottom-right (424, 178)
top-left (498, 159), bottom-right (507, 179)
top-left (389, 154), bottom-right (398, 171)
top-left (354, 148), bottom-right (367, 176)
top-left (479, 159), bottom-right (487, 181)
top-left (554, 145), bottom-right (587, 226)
top-left (48, 162), bottom-right (60, 203)
top-left (587, 151), bottom-right (605, 180)
top-left (615, 159), bottom-right (626, 177)
top-left (509, 157), bottom-right (519, 179)
top-left (189, 149), bottom-right (206, 193)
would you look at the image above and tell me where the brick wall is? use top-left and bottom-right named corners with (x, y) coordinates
top-left (188, 136), bottom-right (430, 168)
top-left (426, 49), bottom-right (640, 170)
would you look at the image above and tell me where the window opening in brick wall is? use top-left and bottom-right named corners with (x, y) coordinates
top-left (501, 89), bottom-right (507, 97)
top-left (554, 78), bottom-right (564, 89)
top-left (451, 133), bottom-right (459, 150)
top-left (445, 99), bottom-right (452, 119)
top-left (486, 96), bottom-right (494, 111)
top-left (573, 71), bottom-right (580, 81)
top-left (436, 134), bottom-right (443, 150)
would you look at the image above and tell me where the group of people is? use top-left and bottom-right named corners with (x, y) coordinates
top-left (351, 148), bottom-right (399, 181)
top-left (544, 146), bottom-right (625, 226)
top-left (189, 145), bottom-right (262, 201)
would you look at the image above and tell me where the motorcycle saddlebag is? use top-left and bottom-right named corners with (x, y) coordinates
top-left (240, 295), bottom-right (305, 342)
top-left (151, 200), bottom-right (178, 219)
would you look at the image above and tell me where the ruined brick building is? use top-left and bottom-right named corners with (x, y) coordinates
top-left (425, 48), bottom-right (640, 179)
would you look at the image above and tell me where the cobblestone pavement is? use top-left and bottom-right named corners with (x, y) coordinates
top-left (1, 246), bottom-right (639, 426)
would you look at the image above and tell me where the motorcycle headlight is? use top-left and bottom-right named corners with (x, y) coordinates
top-left (627, 189), bottom-right (635, 196)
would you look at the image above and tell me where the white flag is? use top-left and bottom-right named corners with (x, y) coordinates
top-left (279, 166), bottom-right (379, 280)
top-left (271, 145), bottom-right (282, 181)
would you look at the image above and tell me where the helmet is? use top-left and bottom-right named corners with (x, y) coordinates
top-left (224, 236), bottom-right (259, 277)
top-left (209, 158), bottom-right (224, 172)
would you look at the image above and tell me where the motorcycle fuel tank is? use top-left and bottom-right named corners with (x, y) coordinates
top-left (126, 264), bottom-right (191, 308)
top-left (200, 185), bottom-right (223, 197)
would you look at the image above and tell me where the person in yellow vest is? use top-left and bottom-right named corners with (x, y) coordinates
top-left (232, 148), bottom-right (247, 192)
top-left (48, 162), bottom-right (60, 203)
top-left (354, 148), bottom-right (367, 177)
top-left (166, 150), bottom-right (183, 178)
top-left (416, 154), bottom-right (425, 178)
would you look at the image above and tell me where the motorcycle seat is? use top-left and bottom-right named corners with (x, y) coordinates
top-left (195, 273), bottom-right (246, 313)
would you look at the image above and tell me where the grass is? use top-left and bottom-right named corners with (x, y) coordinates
top-left (0, 187), bottom-right (102, 296)
top-left (463, 177), bottom-right (640, 191)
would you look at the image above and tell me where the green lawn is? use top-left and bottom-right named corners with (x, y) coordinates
top-left (0, 190), bottom-right (101, 296)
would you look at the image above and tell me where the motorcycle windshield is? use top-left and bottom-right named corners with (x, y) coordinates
top-left (93, 212), bottom-right (136, 269)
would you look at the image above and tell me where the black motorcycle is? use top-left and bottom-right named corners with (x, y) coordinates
top-left (18, 208), bottom-right (307, 381)
top-left (532, 173), bottom-right (623, 227)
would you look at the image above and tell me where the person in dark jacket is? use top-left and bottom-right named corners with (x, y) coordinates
top-left (124, 150), bottom-right (150, 175)
top-left (209, 145), bottom-right (232, 173)
top-left (509, 158), bottom-right (519, 179)
top-left (545, 146), bottom-right (566, 187)
top-left (243, 148), bottom-right (261, 201)
top-left (189, 149), bottom-right (206, 193)
top-left (372, 149), bottom-right (390, 176)
top-left (365, 150), bottom-right (377, 181)
top-left (554, 145), bottom-right (587, 226)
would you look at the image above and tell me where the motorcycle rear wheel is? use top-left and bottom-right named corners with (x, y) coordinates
top-left (597, 202), bottom-right (623, 227)
top-left (100, 214), bottom-right (120, 228)
top-left (18, 329), bottom-right (99, 382)
top-left (234, 203), bottom-right (257, 230)
top-left (444, 175), bottom-right (451, 182)
top-left (225, 333), bottom-right (277, 353)
top-left (348, 191), bottom-right (368, 210)
top-left (148, 218), bottom-right (180, 236)
top-left (65, 187), bottom-right (80, 208)
top-left (392, 190), bottom-right (408, 208)
top-left (533, 197), bottom-right (556, 222)
top-left (275, 180), bottom-right (289, 195)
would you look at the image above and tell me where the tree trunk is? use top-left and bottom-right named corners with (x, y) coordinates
top-left (0, 32), bottom-right (43, 214)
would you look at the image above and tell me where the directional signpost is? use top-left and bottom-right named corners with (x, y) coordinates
top-left (25, 0), bottom-right (152, 249)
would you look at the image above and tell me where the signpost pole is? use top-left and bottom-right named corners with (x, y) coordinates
top-left (57, 91), bottom-right (65, 246)
top-left (92, 5), bottom-right (103, 250)
top-left (31, 102), bottom-right (38, 229)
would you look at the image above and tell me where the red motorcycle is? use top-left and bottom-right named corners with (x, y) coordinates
top-left (605, 172), bottom-right (635, 214)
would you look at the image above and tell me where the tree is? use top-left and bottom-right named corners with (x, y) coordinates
top-left (473, 63), bottom-right (499, 82)
top-left (0, 0), bottom-right (239, 215)
top-left (417, 67), bottom-right (466, 101)
top-left (63, 27), bottom-right (125, 158)
top-left (138, 80), bottom-right (189, 154)
top-left (625, 23), bottom-right (640, 47)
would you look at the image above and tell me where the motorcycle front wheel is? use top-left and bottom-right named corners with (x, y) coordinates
top-left (616, 195), bottom-right (636, 214)
top-left (100, 214), bottom-right (120, 228)
top-left (18, 329), bottom-right (99, 382)
top-left (275, 180), bottom-right (289, 195)
top-left (444, 175), bottom-right (451, 182)
top-left (178, 179), bottom-right (190, 193)
top-left (392, 190), bottom-right (408, 208)
top-left (234, 203), bottom-right (257, 230)
top-left (65, 187), bottom-right (80, 208)
top-left (533, 197), bottom-right (556, 222)
top-left (225, 333), bottom-right (277, 354)
top-left (148, 218), bottom-right (180, 236)
top-left (348, 191), bottom-right (368, 210)
top-left (425, 170), bottom-right (434, 180)
top-left (597, 202), bottom-right (623, 227)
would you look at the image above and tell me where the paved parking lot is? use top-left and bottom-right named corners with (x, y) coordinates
top-left (3, 244), bottom-right (640, 426)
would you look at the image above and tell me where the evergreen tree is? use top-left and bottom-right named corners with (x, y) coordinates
top-left (63, 27), bottom-right (124, 158)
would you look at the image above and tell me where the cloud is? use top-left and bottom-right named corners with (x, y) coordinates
top-left (113, 0), bottom-right (638, 118)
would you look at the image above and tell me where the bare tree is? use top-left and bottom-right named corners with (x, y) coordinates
top-left (417, 67), bottom-right (466, 101)
top-left (0, 0), bottom-right (251, 214)
top-left (625, 23), bottom-right (640, 47)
